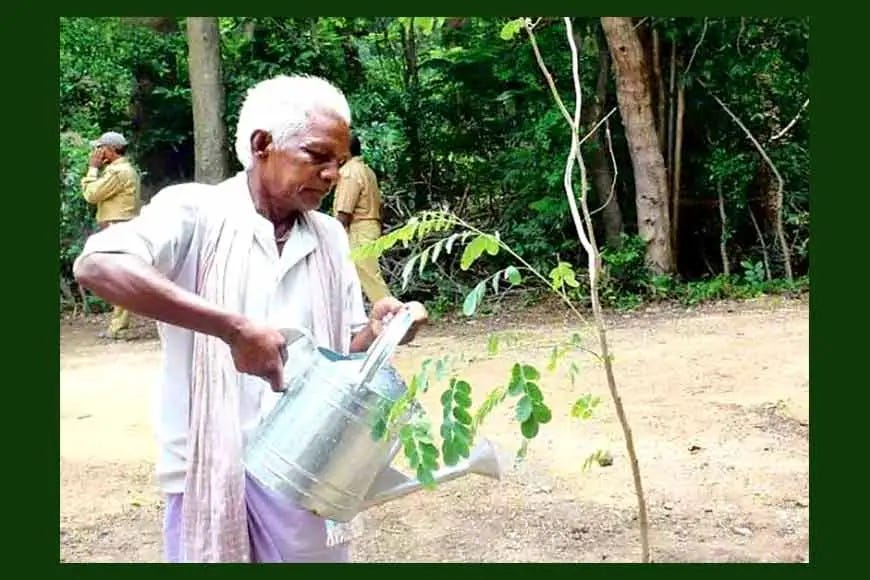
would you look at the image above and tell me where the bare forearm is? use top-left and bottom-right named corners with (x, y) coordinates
top-left (74, 253), bottom-right (245, 343)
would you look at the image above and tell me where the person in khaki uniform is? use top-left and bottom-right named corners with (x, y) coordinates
top-left (332, 135), bottom-right (392, 303)
top-left (81, 131), bottom-right (142, 338)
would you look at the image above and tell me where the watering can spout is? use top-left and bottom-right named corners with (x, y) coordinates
top-left (361, 438), bottom-right (503, 510)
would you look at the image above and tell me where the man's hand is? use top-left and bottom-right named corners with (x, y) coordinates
top-left (88, 147), bottom-right (106, 169)
top-left (369, 297), bottom-right (428, 344)
top-left (224, 320), bottom-right (287, 392)
top-left (336, 211), bottom-right (353, 230)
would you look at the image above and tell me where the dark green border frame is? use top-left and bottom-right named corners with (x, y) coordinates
top-left (22, 2), bottom-right (849, 575)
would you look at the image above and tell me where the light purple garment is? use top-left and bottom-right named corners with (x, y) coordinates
top-left (163, 473), bottom-right (350, 563)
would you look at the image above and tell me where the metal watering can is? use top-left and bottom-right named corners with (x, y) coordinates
top-left (243, 307), bottom-right (503, 523)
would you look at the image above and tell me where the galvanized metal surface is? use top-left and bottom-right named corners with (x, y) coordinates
top-left (243, 309), bottom-right (416, 521)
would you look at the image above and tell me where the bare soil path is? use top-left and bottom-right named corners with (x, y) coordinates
top-left (60, 297), bottom-right (809, 563)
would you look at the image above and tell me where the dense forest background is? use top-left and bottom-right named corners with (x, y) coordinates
top-left (60, 17), bottom-right (809, 314)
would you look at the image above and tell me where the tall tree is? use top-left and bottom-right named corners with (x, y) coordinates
top-left (601, 17), bottom-right (674, 274)
top-left (186, 17), bottom-right (228, 184)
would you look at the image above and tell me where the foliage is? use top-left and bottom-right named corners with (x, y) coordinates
top-left (361, 209), bottom-right (580, 484)
top-left (668, 17), bottom-right (810, 278)
top-left (59, 133), bottom-right (96, 274)
top-left (59, 16), bottom-right (809, 317)
top-left (60, 17), bottom-right (191, 301)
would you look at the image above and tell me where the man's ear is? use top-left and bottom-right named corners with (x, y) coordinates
top-left (250, 130), bottom-right (273, 160)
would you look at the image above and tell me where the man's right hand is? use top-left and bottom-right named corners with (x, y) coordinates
top-left (88, 147), bottom-right (105, 169)
top-left (224, 321), bottom-right (287, 392)
top-left (336, 211), bottom-right (353, 229)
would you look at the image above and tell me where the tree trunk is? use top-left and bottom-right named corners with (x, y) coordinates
top-left (341, 25), bottom-right (365, 86)
top-left (748, 204), bottom-right (772, 281)
top-left (310, 17), bottom-right (319, 50)
top-left (401, 18), bottom-right (425, 210)
top-left (186, 17), bottom-right (228, 184)
top-left (243, 20), bottom-right (256, 40)
top-left (588, 26), bottom-right (623, 248)
top-left (717, 181), bottom-right (730, 276)
top-left (672, 80), bottom-right (685, 267)
top-left (601, 17), bottom-right (674, 274)
top-left (666, 42), bottom-right (676, 194)
top-left (652, 29), bottom-right (665, 154)
top-left (768, 171), bottom-right (793, 281)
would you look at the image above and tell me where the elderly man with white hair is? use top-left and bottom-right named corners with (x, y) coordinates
top-left (74, 75), bottom-right (427, 563)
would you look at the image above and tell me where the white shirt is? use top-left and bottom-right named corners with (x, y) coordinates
top-left (75, 172), bottom-right (368, 493)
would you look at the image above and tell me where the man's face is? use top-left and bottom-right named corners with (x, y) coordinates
top-left (255, 109), bottom-right (351, 214)
top-left (102, 146), bottom-right (120, 163)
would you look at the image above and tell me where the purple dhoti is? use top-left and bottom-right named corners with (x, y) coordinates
top-left (163, 473), bottom-right (351, 563)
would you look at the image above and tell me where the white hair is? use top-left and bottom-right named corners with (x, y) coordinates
top-left (233, 75), bottom-right (352, 169)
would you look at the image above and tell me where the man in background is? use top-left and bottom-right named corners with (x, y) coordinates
top-left (332, 134), bottom-right (392, 303)
top-left (81, 131), bottom-right (141, 339)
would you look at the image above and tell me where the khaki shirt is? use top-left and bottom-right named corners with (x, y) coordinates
top-left (332, 156), bottom-right (381, 222)
top-left (81, 156), bottom-right (141, 224)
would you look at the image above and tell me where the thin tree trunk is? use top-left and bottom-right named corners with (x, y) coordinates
top-left (768, 175), bottom-right (793, 281)
top-left (702, 247), bottom-right (715, 276)
top-left (341, 26), bottom-right (365, 85)
top-left (526, 18), bottom-right (651, 562)
top-left (748, 205), bottom-right (772, 281)
top-left (717, 181), bottom-right (730, 276)
top-left (652, 29), bottom-right (665, 153)
top-left (243, 20), bottom-right (256, 40)
top-left (569, 25), bottom-right (649, 564)
top-left (672, 80), bottom-right (685, 267)
top-left (310, 17), bottom-right (319, 50)
top-left (601, 17), bottom-right (674, 274)
top-left (666, 42), bottom-right (676, 192)
top-left (589, 26), bottom-right (623, 248)
top-left (186, 17), bottom-right (228, 184)
top-left (401, 18), bottom-right (425, 211)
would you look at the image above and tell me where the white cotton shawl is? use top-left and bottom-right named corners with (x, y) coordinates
top-left (179, 179), bottom-right (357, 562)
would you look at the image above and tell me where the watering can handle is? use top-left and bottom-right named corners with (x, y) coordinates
top-left (275, 327), bottom-right (317, 391)
top-left (278, 327), bottom-right (312, 357)
top-left (357, 307), bottom-right (415, 386)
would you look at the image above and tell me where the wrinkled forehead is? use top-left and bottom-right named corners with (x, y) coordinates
top-left (295, 108), bottom-right (351, 149)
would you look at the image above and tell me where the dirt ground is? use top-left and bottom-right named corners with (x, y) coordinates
top-left (60, 297), bottom-right (809, 563)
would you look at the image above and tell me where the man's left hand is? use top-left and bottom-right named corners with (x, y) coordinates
top-left (370, 297), bottom-right (428, 344)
